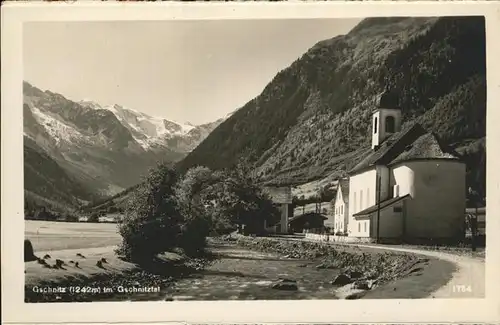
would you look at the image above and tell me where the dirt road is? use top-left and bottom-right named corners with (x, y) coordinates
top-left (354, 244), bottom-right (485, 298)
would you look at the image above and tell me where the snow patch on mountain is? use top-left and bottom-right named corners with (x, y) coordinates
top-left (79, 99), bottom-right (102, 110)
top-left (31, 106), bottom-right (87, 145)
top-left (24, 131), bottom-right (34, 140)
top-left (79, 100), bottom-right (198, 149)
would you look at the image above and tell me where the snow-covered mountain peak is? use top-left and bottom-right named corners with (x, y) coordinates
top-left (28, 84), bottom-right (225, 151)
top-left (79, 99), bottom-right (103, 110)
top-left (23, 82), bottom-right (227, 205)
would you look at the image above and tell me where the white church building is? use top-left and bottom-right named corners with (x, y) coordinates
top-left (346, 92), bottom-right (466, 243)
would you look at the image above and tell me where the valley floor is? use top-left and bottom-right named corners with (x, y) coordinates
top-left (25, 220), bottom-right (121, 251)
top-left (24, 221), bottom-right (484, 301)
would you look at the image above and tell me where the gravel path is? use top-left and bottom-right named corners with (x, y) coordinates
top-left (353, 244), bottom-right (485, 298)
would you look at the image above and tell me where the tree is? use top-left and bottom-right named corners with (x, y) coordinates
top-left (88, 212), bottom-right (100, 223)
top-left (116, 162), bottom-right (182, 262)
top-left (107, 205), bottom-right (118, 214)
top-left (65, 214), bottom-right (79, 222)
top-left (214, 161), bottom-right (280, 235)
top-left (467, 186), bottom-right (483, 212)
top-left (319, 184), bottom-right (336, 202)
top-left (174, 166), bottom-right (221, 254)
top-left (34, 207), bottom-right (55, 221)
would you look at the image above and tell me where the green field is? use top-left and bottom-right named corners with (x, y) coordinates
top-left (25, 220), bottom-right (121, 252)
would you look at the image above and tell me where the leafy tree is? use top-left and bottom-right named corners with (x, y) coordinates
top-left (107, 205), bottom-right (118, 214)
top-left (65, 214), bottom-right (79, 222)
top-left (174, 166), bottom-right (221, 254)
top-left (34, 207), bottom-right (56, 221)
top-left (319, 185), bottom-right (336, 202)
top-left (214, 161), bottom-right (280, 235)
top-left (116, 162), bottom-right (182, 262)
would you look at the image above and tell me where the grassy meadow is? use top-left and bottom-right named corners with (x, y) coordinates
top-left (25, 220), bottom-right (121, 252)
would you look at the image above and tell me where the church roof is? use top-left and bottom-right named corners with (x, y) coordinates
top-left (390, 132), bottom-right (459, 164)
top-left (348, 123), bottom-right (461, 175)
top-left (288, 212), bottom-right (328, 223)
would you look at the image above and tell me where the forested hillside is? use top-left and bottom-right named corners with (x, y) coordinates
top-left (178, 16), bottom-right (486, 198)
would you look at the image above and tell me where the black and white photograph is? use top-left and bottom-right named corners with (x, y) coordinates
top-left (2, 1), bottom-right (500, 324)
top-left (20, 14), bottom-right (487, 302)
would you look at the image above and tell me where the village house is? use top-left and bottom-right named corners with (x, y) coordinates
top-left (262, 186), bottom-right (293, 233)
top-left (345, 91), bottom-right (466, 243)
top-left (288, 212), bottom-right (327, 233)
top-left (332, 178), bottom-right (349, 235)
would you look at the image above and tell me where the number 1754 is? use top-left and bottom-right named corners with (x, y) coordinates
top-left (453, 285), bottom-right (472, 293)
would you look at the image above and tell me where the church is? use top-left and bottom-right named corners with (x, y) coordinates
top-left (345, 92), bottom-right (466, 243)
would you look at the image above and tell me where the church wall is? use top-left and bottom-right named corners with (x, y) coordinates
top-left (376, 165), bottom-right (391, 201)
top-left (348, 169), bottom-right (377, 236)
top-left (393, 160), bottom-right (466, 239)
top-left (391, 165), bottom-right (416, 198)
top-left (370, 201), bottom-right (405, 239)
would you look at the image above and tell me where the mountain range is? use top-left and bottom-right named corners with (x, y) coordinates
top-left (27, 16), bottom-right (487, 215)
top-left (23, 81), bottom-right (223, 212)
top-left (179, 16), bottom-right (486, 197)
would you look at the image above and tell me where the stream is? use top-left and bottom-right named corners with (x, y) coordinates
top-left (163, 242), bottom-right (341, 300)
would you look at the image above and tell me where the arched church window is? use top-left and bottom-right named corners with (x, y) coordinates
top-left (386, 116), bottom-right (396, 133)
top-left (374, 117), bottom-right (378, 134)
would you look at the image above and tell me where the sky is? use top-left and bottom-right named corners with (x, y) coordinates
top-left (24, 19), bottom-right (361, 125)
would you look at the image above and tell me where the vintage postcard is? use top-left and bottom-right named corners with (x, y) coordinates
top-left (2, 1), bottom-right (500, 324)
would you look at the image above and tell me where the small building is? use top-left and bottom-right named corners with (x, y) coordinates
top-left (288, 212), bottom-right (327, 234)
top-left (346, 91), bottom-right (466, 243)
top-left (332, 178), bottom-right (349, 235)
top-left (262, 186), bottom-right (293, 233)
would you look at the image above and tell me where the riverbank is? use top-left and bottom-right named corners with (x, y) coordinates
top-left (25, 220), bottom-right (216, 302)
top-left (229, 235), bottom-right (456, 299)
top-left (25, 245), bottom-right (212, 302)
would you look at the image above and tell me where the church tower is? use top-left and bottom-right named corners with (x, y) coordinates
top-left (371, 91), bottom-right (402, 149)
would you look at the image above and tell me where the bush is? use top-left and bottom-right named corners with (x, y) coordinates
top-left (24, 239), bottom-right (37, 262)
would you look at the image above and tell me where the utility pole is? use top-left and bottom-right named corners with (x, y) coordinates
top-left (376, 174), bottom-right (382, 244)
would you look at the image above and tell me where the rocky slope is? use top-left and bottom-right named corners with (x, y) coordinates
top-left (23, 82), bottom-right (222, 211)
top-left (178, 16), bottom-right (486, 198)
